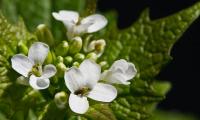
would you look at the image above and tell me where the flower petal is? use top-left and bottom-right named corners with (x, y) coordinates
top-left (81, 14), bottom-right (107, 33)
top-left (69, 94), bottom-right (89, 114)
top-left (110, 59), bottom-right (128, 71)
top-left (29, 75), bottom-right (50, 90)
top-left (64, 67), bottom-right (86, 93)
top-left (52, 10), bottom-right (79, 30)
top-left (11, 54), bottom-right (33, 77)
top-left (79, 59), bottom-right (101, 88)
top-left (87, 83), bottom-right (117, 102)
top-left (52, 10), bottom-right (79, 23)
top-left (101, 70), bottom-right (130, 85)
top-left (125, 63), bottom-right (137, 80)
top-left (42, 64), bottom-right (57, 78)
top-left (28, 42), bottom-right (49, 64)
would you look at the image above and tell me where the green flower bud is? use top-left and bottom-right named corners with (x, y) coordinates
top-left (56, 56), bottom-right (64, 63)
top-left (36, 24), bottom-right (54, 46)
top-left (16, 76), bottom-right (29, 86)
top-left (55, 41), bottom-right (69, 56)
top-left (99, 61), bottom-right (109, 70)
top-left (54, 91), bottom-right (68, 109)
top-left (56, 62), bottom-right (67, 77)
top-left (64, 56), bottom-right (73, 65)
top-left (72, 61), bottom-right (80, 67)
top-left (74, 53), bottom-right (85, 62)
top-left (86, 52), bottom-right (98, 61)
top-left (69, 37), bottom-right (82, 55)
top-left (45, 51), bottom-right (53, 64)
top-left (18, 42), bottom-right (28, 55)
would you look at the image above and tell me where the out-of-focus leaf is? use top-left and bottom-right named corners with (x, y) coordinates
top-left (151, 110), bottom-right (199, 120)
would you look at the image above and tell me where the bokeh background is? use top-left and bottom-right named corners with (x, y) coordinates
top-left (98, 0), bottom-right (200, 117)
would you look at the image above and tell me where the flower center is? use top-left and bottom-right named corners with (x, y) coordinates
top-left (74, 87), bottom-right (91, 97)
top-left (31, 64), bottom-right (42, 77)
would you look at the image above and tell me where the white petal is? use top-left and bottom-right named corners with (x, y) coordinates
top-left (52, 10), bottom-right (79, 23)
top-left (125, 63), bottom-right (137, 80)
top-left (28, 42), bottom-right (49, 64)
top-left (102, 70), bottom-right (130, 85)
top-left (81, 14), bottom-right (107, 33)
top-left (87, 83), bottom-right (117, 102)
top-left (11, 54), bottom-right (33, 77)
top-left (79, 59), bottom-right (101, 88)
top-left (29, 75), bottom-right (50, 90)
top-left (110, 59), bottom-right (128, 71)
top-left (64, 67), bottom-right (86, 93)
top-left (72, 23), bottom-right (92, 35)
top-left (69, 94), bottom-right (89, 114)
top-left (52, 10), bottom-right (79, 31)
top-left (42, 64), bottom-right (57, 78)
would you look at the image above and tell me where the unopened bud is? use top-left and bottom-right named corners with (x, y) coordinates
top-left (64, 56), bottom-right (73, 65)
top-left (18, 42), bottom-right (28, 55)
top-left (56, 56), bottom-right (64, 63)
top-left (16, 76), bottom-right (29, 86)
top-left (69, 37), bottom-right (82, 55)
top-left (36, 24), bottom-right (54, 46)
top-left (88, 39), bottom-right (106, 57)
top-left (56, 62), bottom-right (67, 77)
top-left (74, 53), bottom-right (85, 62)
top-left (72, 61), bottom-right (80, 67)
top-left (86, 52), bottom-right (98, 61)
top-left (55, 41), bottom-right (69, 56)
top-left (45, 51), bottom-right (54, 64)
top-left (99, 61), bottom-right (109, 70)
top-left (54, 91), bottom-right (68, 109)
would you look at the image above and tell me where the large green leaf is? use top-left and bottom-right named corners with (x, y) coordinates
top-left (101, 2), bottom-right (200, 79)
top-left (96, 1), bottom-right (200, 120)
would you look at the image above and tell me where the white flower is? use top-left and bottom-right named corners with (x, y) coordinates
top-left (101, 59), bottom-right (137, 85)
top-left (65, 59), bottom-right (117, 114)
top-left (52, 10), bottom-right (107, 38)
top-left (11, 42), bottom-right (57, 90)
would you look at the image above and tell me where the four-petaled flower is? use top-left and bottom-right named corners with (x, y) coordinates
top-left (52, 10), bottom-right (107, 39)
top-left (64, 59), bottom-right (117, 114)
top-left (11, 42), bottom-right (57, 90)
top-left (101, 59), bottom-right (137, 85)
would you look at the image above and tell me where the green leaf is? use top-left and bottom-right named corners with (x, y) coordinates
top-left (84, 104), bottom-right (117, 120)
top-left (97, 2), bottom-right (200, 120)
top-left (151, 110), bottom-right (199, 120)
top-left (0, 0), bottom-right (51, 31)
top-left (101, 2), bottom-right (200, 79)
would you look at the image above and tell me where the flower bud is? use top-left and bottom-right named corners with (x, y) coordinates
top-left (86, 52), bottom-right (98, 61)
top-left (88, 39), bottom-right (106, 57)
top-left (45, 51), bottom-right (54, 64)
top-left (72, 61), bottom-right (80, 67)
top-left (17, 42), bottom-right (28, 55)
top-left (54, 91), bottom-right (68, 109)
top-left (16, 76), bottom-right (29, 86)
top-left (56, 62), bottom-right (67, 77)
top-left (69, 37), bottom-right (82, 55)
top-left (36, 24), bottom-right (54, 46)
top-left (99, 61), bottom-right (109, 70)
top-left (64, 56), bottom-right (73, 65)
top-left (74, 53), bottom-right (85, 62)
top-left (56, 56), bottom-right (64, 63)
top-left (55, 41), bottom-right (69, 56)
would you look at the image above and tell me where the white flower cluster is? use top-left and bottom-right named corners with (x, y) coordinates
top-left (11, 10), bottom-right (137, 114)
